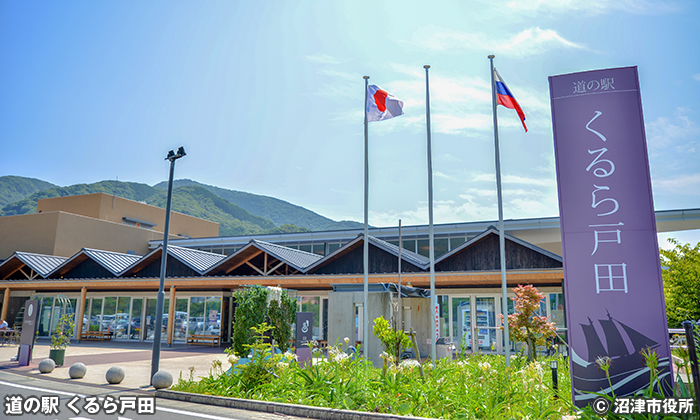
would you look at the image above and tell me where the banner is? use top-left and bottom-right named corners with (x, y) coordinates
top-left (549, 66), bottom-right (672, 406)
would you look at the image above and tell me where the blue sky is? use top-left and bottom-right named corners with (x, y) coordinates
top-left (1, 0), bottom-right (698, 247)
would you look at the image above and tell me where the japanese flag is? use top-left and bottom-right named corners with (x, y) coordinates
top-left (366, 84), bottom-right (404, 122)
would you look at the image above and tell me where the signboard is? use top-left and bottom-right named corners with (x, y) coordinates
top-left (20, 300), bottom-right (39, 346)
top-left (549, 67), bottom-right (672, 407)
top-left (295, 312), bottom-right (314, 366)
top-left (19, 299), bottom-right (39, 366)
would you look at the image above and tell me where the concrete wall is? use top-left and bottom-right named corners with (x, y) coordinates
top-left (328, 290), bottom-right (431, 366)
top-left (0, 212), bottom-right (60, 259)
top-left (0, 211), bottom-right (179, 259)
top-left (37, 193), bottom-right (219, 238)
top-left (399, 297), bottom-right (432, 359)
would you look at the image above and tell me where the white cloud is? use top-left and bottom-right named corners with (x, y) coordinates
top-left (406, 26), bottom-right (586, 57)
top-left (653, 173), bottom-right (700, 194)
top-left (694, 74), bottom-right (700, 82)
top-left (646, 107), bottom-right (699, 150)
top-left (502, 0), bottom-right (682, 15)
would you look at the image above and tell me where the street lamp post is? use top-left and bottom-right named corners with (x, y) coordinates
top-left (150, 146), bottom-right (186, 384)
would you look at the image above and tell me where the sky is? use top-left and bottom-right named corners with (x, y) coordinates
top-left (1, 0), bottom-right (699, 248)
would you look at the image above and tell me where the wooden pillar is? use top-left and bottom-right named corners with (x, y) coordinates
top-left (1, 288), bottom-right (10, 321)
top-left (76, 287), bottom-right (87, 341)
top-left (167, 286), bottom-right (176, 346)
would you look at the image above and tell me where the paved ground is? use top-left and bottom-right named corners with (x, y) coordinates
top-left (0, 338), bottom-right (230, 391)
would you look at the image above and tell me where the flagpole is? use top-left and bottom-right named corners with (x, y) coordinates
top-left (488, 54), bottom-right (511, 368)
top-left (424, 65), bottom-right (437, 363)
top-left (362, 75), bottom-right (370, 355)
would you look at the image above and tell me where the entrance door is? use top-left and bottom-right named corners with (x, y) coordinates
top-left (451, 295), bottom-right (500, 354)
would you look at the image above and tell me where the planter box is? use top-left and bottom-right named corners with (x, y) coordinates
top-left (49, 349), bottom-right (65, 366)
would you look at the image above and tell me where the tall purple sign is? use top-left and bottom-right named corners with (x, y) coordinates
top-left (549, 67), bottom-right (672, 407)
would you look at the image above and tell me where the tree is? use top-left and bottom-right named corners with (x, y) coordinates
top-left (660, 238), bottom-right (700, 328)
top-left (501, 284), bottom-right (556, 361)
top-left (231, 286), bottom-right (296, 356)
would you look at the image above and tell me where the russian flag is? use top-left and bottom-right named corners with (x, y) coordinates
top-left (494, 69), bottom-right (527, 132)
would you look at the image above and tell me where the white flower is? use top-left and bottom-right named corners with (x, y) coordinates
top-left (228, 354), bottom-right (240, 365)
top-left (333, 352), bottom-right (349, 362)
top-left (399, 359), bottom-right (420, 369)
top-left (344, 337), bottom-right (350, 344)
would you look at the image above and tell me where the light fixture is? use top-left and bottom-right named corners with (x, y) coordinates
top-left (551, 359), bottom-right (558, 369)
top-left (151, 145), bottom-right (186, 385)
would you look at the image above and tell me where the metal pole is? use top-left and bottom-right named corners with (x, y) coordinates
top-left (489, 54), bottom-right (511, 368)
top-left (424, 65), bottom-right (437, 363)
top-left (363, 76), bottom-right (370, 355)
top-left (398, 219), bottom-right (402, 333)
top-left (151, 147), bottom-right (184, 383)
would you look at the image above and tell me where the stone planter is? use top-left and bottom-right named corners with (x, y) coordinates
top-left (48, 349), bottom-right (65, 367)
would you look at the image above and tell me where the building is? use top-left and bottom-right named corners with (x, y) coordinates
top-left (0, 193), bottom-right (219, 259)
top-left (1, 194), bottom-right (698, 361)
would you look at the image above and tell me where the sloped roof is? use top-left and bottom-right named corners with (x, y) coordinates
top-left (83, 249), bottom-right (143, 274)
top-left (250, 240), bottom-right (323, 271)
top-left (166, 245), bottom-right (227, 273)
top-left (0, 252), bottom-right (68, 279)
top-left (367, 235), bottom-right (430, 269)
top-left (206, 239), bottom-right (323, 275)
top-left (48, 248), bottom-right (143, 278)
top-left (435, 226), bottom-right (563, 265)
top-left (304, 234), bottom-right (430, 273)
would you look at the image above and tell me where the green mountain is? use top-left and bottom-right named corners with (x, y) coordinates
top-left (0, 176), bottom-right (57, 207)
top-left (154, 179), bottom-right (364, 232)
top-left (0, 179), bottom-right (309, 236)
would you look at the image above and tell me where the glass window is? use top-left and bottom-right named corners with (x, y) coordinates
top-left (434, 239), bottom-right (449, 257)
top-left (145, 298), bottom-right (168, 341)
top-left (89, 298), bottom-right (103, 332)
top-left (131, 298), bottom-right (143, 340)
top-left (102, 297), bottom-right (117, 332)
top-left (113, 297), bottom-right (131, 339)
top-left (312, 244), bottom-right (325, 256)
top-left (299, 244), bottom-right (312, 253)
top-left (328, 243), bottom-right (341, 254)
top-left (449, 236), bottom-right (465, 250)
top-left (301, 297), bottom-right (320, 339)
top-left (205, 296), bottom-right (221, 336)
top-left (452, 298), bottom-right (471, 352)
top-left (402, 240), bottom-right (416, 253)
top-left (549, 293), bottom-right (566, 329)
top-left (38, 297), bottom-right (54, 336)
top-left (173, 298), bottom-right (188, 340)
top-left (189, 297), bottom-right (205, 335)
top-left (437, 295), bottom-right (449, 337)
top-left (417, 239), bottom-right (430, 257)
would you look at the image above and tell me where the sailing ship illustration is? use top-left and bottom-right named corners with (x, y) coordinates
top-left (570, 310), bottom-right (672, 404)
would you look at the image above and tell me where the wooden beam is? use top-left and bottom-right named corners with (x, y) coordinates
top-left (0, 269), bottom-right (563, 292)
top-left (224, 249), bottom-right (263, 274)
top-left (76, 287), bottom-right (87, 341)
top-left (1, 288), bottom-right (10, 320)
top-left (267, 261), bottom-right (285, 276)
top-left (167, 286), bottom-right (176, 346)
top-left (245, 261), bottom-right (265, 276)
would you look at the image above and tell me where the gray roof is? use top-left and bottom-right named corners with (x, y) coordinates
top-left (250, 240), bottom-right (323, 271)
top-left (367, 235), bottom-right (430, 269)
top-left (435, 226), bottom-right (563, 264)
top-left (304, 234), bottom-right (430, 272)
top-left (10, 252), bottom-right (68, 278)
top-left (82, 248), bottom-right (144, 275)
top-left (166, 245), bottom-right (227, 274)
